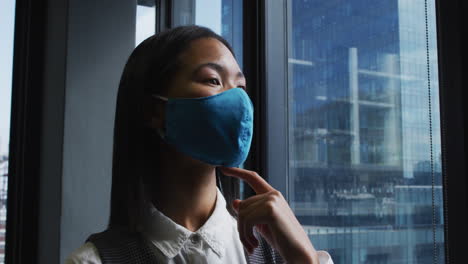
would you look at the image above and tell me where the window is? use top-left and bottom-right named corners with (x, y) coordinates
top-left (287, 0), bottom-right (444, 263)
top-left (0, 0), bottom-right (15, 262)
top-left (171, 0), bottom-right (243, 67)
top-left (136, 0), bottom-right (156, 46)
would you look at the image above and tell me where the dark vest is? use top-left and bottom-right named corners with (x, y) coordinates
top-left (86, 226), bottom-right (285, 263)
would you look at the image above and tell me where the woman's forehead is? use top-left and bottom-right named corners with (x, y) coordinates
top-left (179, 38), bottom-right (239, 73)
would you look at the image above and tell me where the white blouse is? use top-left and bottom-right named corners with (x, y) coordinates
top-left (65, 187), bottom-right (333, 263)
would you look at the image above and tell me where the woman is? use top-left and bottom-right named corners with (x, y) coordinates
top-left (66, 25), bottom-right (333, 264)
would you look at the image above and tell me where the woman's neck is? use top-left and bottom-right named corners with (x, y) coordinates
top-left (149, 145), bottom-right (218, 232)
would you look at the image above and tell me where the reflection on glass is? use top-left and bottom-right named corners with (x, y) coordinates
top-left (0, 0), bottom-right (15, 262)
top-left (288, 0), bottom-right (443, 263)
top-left (136, 0), bottom-right (156, 46)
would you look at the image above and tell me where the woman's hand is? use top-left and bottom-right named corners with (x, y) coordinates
top-left (219, 167), bottom-right (319, 264)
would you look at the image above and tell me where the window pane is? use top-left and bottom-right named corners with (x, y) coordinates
top-left (195, 0), bottom-right (243, 67)
top-left (0, 0), bottom-right (15, 262)
top-left (171, 0), bottom-right (243, 67)
top-left (136, 0), bottom-right (156, 46)
top-left (287, 0), bottom-right (444, 263)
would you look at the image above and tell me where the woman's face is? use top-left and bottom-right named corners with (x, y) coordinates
top-left (149, 37), bottom-right (246, 131)
top-left (166, 37), bottom-right (246, 98)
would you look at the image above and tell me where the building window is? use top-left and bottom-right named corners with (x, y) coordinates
top-left (287, 0), bottom-right (444, 263)
top-left (136, 0), bottom-right (156, 46)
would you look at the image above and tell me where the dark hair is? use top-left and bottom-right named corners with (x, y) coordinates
top-left (109, 25), bottom-right (240, 232)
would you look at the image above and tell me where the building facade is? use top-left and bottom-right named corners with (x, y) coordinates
top-left (288, 0), bottom-right (444, 263)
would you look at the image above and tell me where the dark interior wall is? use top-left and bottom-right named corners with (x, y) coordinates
top-left (38, 0), bottom-right (136, 263)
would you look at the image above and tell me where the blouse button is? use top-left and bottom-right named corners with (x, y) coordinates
top-left (190, 234), bottom-right (200, 244)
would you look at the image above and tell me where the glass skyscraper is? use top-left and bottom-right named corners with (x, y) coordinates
top-left (288, 0), bottom-right (444, 263)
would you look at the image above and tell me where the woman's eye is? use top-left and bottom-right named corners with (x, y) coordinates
top-left (205, 78), bottom-right (221, 86)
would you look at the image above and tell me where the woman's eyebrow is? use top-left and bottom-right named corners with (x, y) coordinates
top-left (192, 62), bottom-right (245, 80)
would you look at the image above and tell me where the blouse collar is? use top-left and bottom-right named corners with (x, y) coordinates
top-left (141, 187), bottom-right (232, 259)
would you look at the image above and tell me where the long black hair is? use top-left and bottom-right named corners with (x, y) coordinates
top-left (108, 25), bottom-right (240, 232)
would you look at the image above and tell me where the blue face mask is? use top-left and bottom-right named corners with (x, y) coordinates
top-left (152, 87), bottom-right (254, 167)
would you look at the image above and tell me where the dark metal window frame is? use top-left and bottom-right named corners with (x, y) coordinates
top-left (5, 0), bottom-right (47, 263)
top-left (435, 0), bottom-right (468, 263)
top-left (156, 0), bottom-right (172, 32)
top-left (243, 0), bottom-right (290, 199)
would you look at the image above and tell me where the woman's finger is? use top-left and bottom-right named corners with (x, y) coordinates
top-left (219, 167), bottom-right (274, 194)
top-left (236, 207), bottom-right (255, 253)
top-left (235, 193), bottom-right (272, 215)
top-left (235, 194), bottom-right (275, 249)
top-left (242, 201), bottom-right (269, 248)
top-left (241, 205), bottom-right (273, 251)
top-left (243, 210), bottom-right (260, 250)
top-left (235, 191), bottom-right (271, 211)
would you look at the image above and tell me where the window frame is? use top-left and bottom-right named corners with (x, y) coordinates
top-left (5, 0), bottom-right (47, 262)
top-left (155, 0), bottom-right (172, 32)
top-left (435, 0), bottom-right (468, 262)
top-left (243, 0), bottom-right (290, 200)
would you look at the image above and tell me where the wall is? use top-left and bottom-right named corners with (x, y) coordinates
top-left (39, 0), bottom-right (136, 262)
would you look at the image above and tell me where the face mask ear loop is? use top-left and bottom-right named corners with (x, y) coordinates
top-left (152, 94), bottom-right (169, 102)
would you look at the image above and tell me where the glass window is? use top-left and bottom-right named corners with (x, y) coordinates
top-left (0, 0), bottom-right (16, 262)
top-left (136, 0), bottom-right (156, 46)
top-left (172, 0), bottom-right (243, 67)
top-left (287, 0), bottom-right (444, 263)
